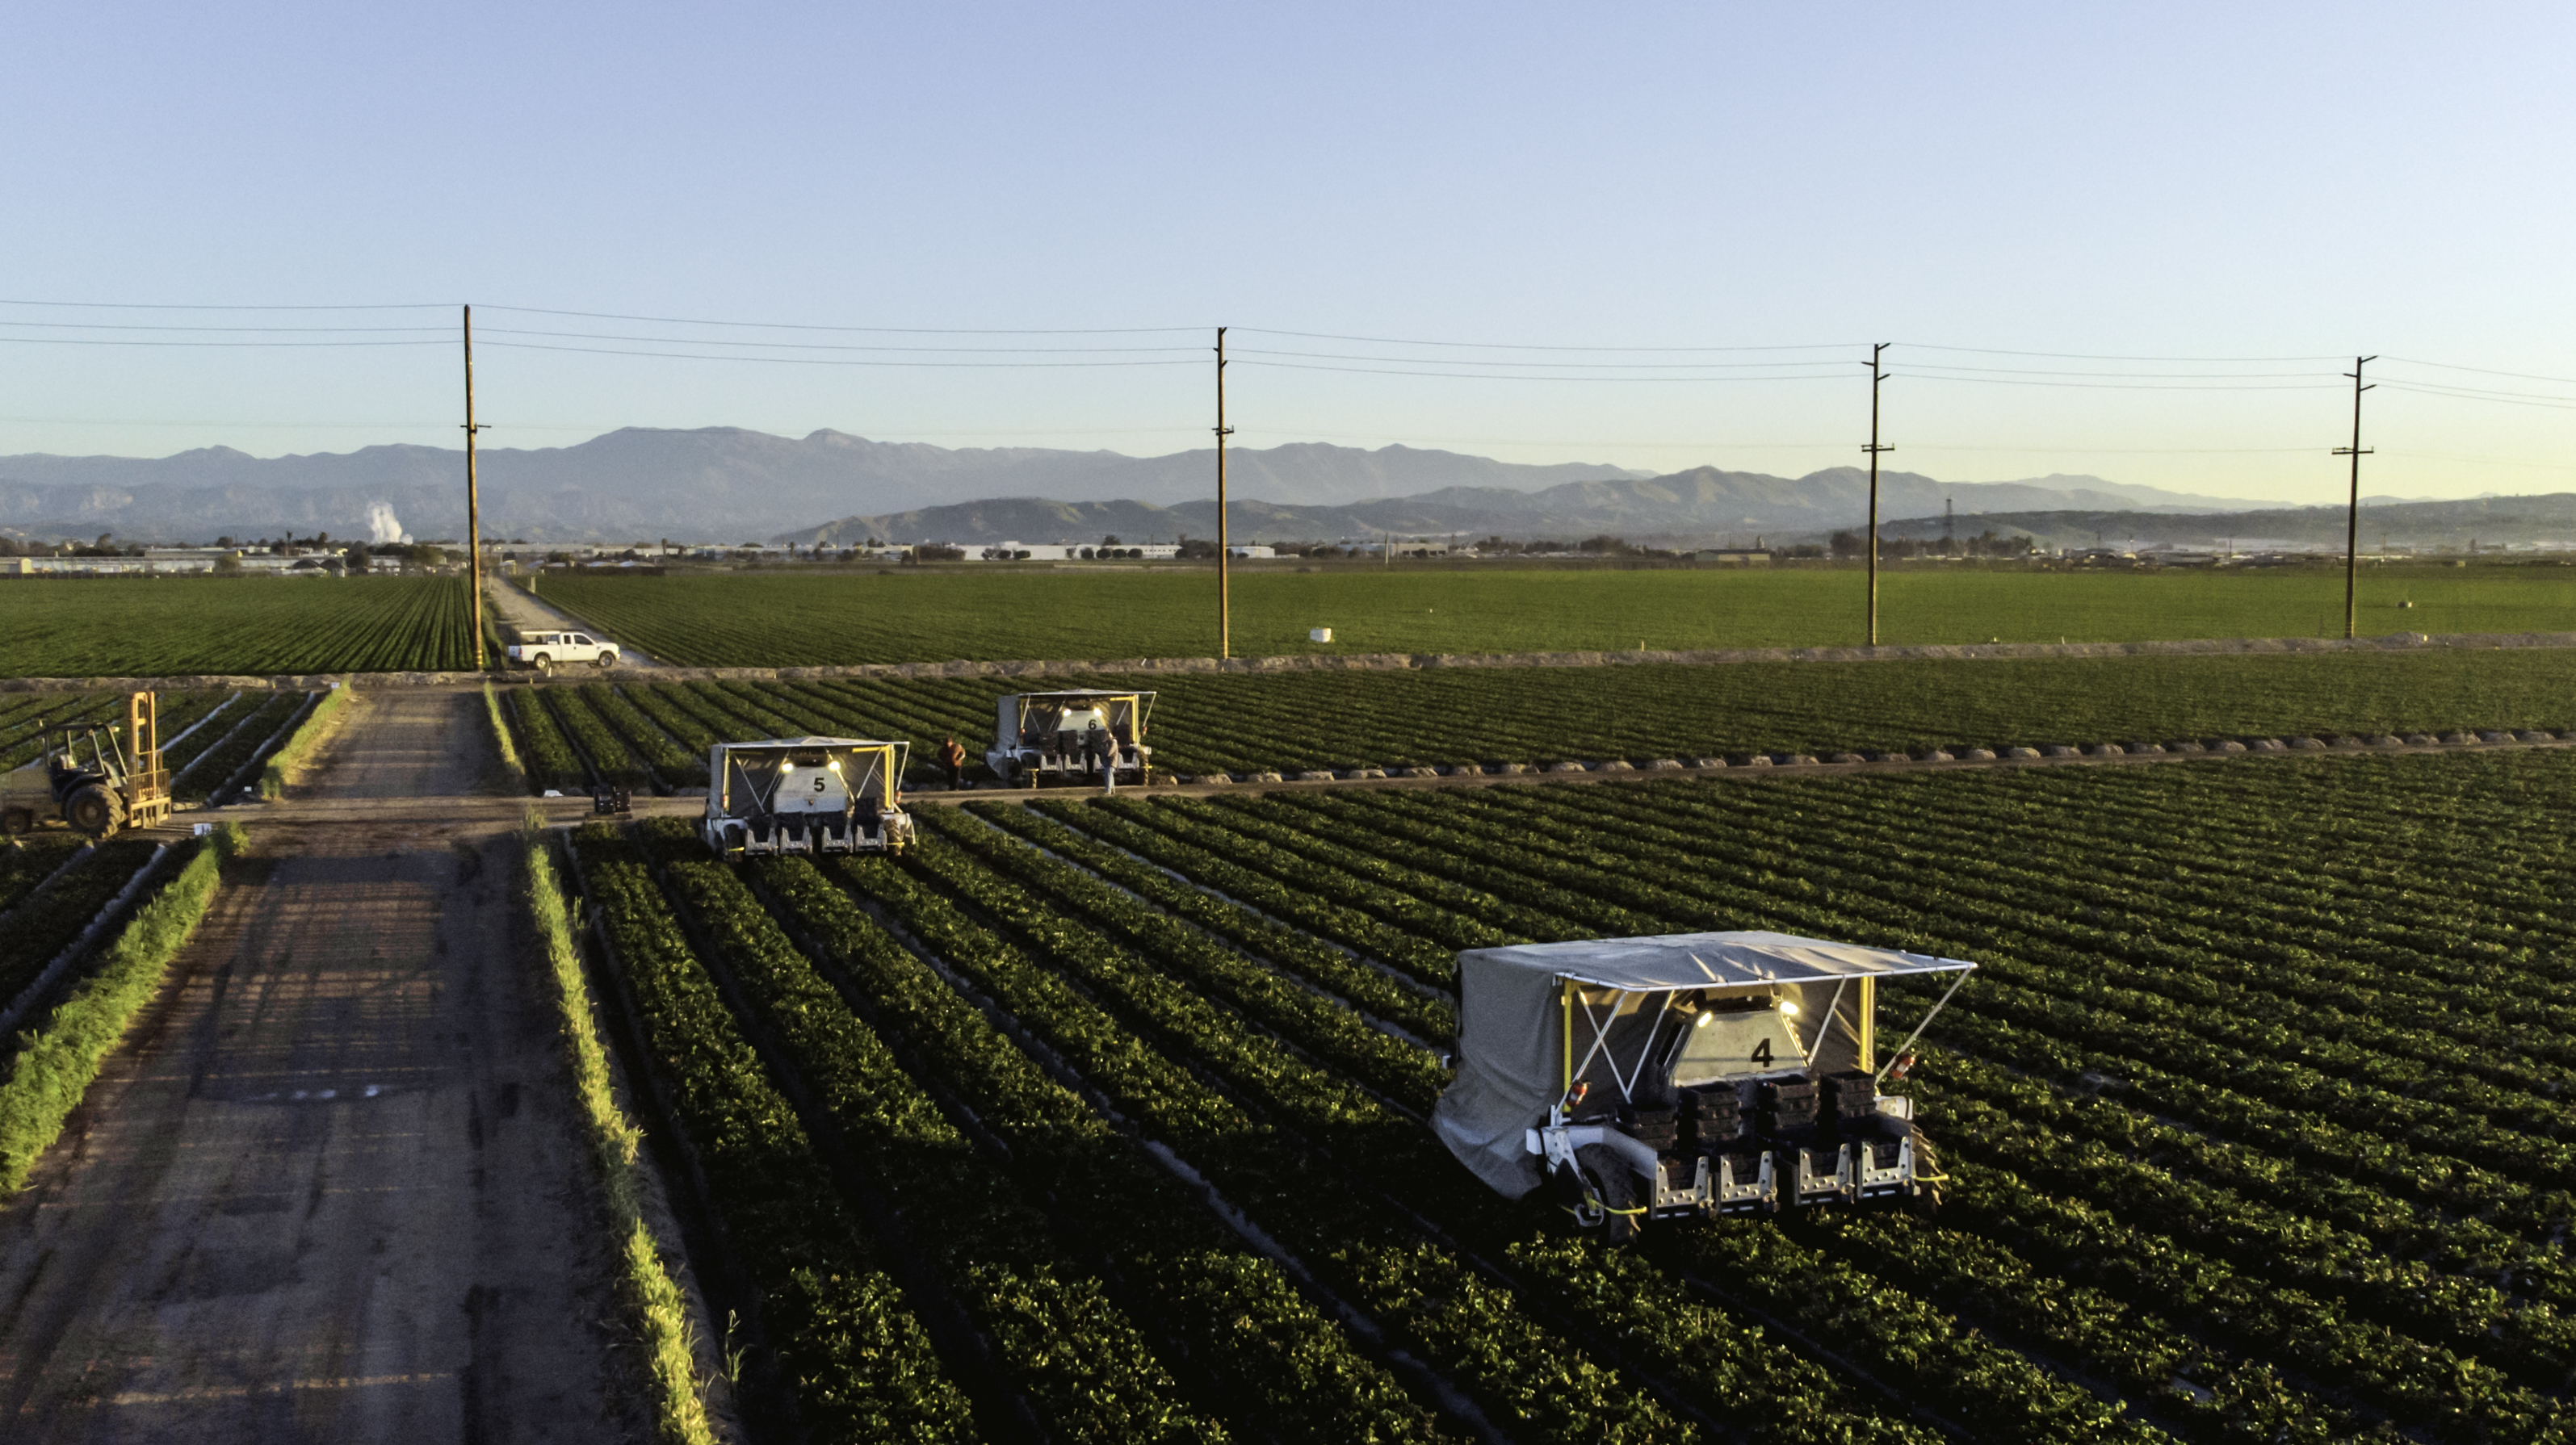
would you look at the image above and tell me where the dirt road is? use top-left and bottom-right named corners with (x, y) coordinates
top-left (0, 691), bottom-right (644, 1443)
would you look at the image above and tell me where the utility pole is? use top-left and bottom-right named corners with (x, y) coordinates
top-left (2334, 355), bottom-right (2376, 639)
top-left (463, 305), bottom-right (488, 671)
top-left (1862, 342), bottom-right (1892, 646)
top-left (1215, 327), bottom-right (1233, 659)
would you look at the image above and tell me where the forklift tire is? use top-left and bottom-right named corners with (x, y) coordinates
top-left (65, 784), bottom-right (121, 838)
top-left (0, 806), bottom-right (32, 837)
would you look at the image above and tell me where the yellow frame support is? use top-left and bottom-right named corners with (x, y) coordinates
top-left (1856, 978), bottom-right (1875, 1073)
top-left (1560, 979), bottom-right (1573, 1102)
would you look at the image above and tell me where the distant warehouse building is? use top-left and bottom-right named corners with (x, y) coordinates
top-left (1693, 549), bottom-right (1771, 565)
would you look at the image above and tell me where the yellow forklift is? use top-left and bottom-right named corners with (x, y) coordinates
top-left (0, 693), bottom-right (175, 839)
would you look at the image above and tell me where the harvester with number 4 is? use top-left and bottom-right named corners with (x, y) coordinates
top-left (1433, 931), bottom-right (1971, 1241)
top-left (0, 692), bottom-right (174, 841)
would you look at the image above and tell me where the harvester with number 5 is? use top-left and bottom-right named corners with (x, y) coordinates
top-left (1433, 931), bottom-right (1971, 1241)
top-left (701, 737), bottom-right (912, 857)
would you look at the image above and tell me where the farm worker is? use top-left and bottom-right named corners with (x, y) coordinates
top-left (938, 736), bottom-right (968, 790)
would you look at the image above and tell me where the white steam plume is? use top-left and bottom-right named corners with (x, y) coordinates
top-left (366, 501), bottom-right (403, 545)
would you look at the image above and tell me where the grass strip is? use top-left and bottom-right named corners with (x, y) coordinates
top-left (485, 683), bottom-right (527, 785)
top-left (0, 824), bottom-right (239, 1193)
top-left (255, 684), bottom-right (354, 798)
top-left (521, 815), bottom-right (715, 1445)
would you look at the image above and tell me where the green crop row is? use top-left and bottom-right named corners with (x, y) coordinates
top-left (0, 576), bottom-right (478, 678)
top-left (583, 683), bottom-right (704, 786)
top-left (1030, 796), bottom-right (1463, 996)
top-left (0, 836), bottom-right (87, 915)
top-left (916, 807), bottom-right (1448, 1114)
top-left (1180, 773), bottom-right (2576, 1422)
top-left (504, 689), bottom-right (585, 794)
top-left (0, 840), bottom-right (162, 1007)
top-left (896, 824), bottom-right (2136, 1445)
top-left (638, 823), bottom-right (1227, 1444)
top-left (983, 800), bottom-right (1455, 1042)
top-left (839, 842), bottom-right (1698, 1443)
top-left (174, 690), bottom-right (311, 801)
top-left (746, 850), bottom-right (1451, 1443)
top-left (544, 687), bottom-right (652, 791)
top-left (566, 824), bottom-right (975, 1442)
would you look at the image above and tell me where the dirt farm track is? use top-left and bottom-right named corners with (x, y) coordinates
top-left (0, 692), bottom-right (643, 1443)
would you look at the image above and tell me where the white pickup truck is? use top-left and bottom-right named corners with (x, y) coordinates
top-left (507, 629), bottom-right (622, 672)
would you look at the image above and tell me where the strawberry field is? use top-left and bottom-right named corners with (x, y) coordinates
top-left (563, 745), bottom-right (2576, 1444)
top-left (501, 647), bottom-right (2576, 795)
top-left (0, 576), bottom-right (476, 677)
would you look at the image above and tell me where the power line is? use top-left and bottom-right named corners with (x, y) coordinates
top-left (1900, 342), bottom-right (2352, 362)
top-left (0, 320), bottom-right (451, 334)
top-left (1229, 346), bottom-right (1851, 372)
top-left (480, 304), bottom-right (1201, 335)
top-left (0, 298), bottom-right (447, 311)
top-left (2382, 356), bottom-right (2576, 387)
top-left (479, 326), bottom-right (1198, 354)
top-left (0, 336), bottom-right (450, 349)
top-left (1231, 326), bottom-right (1861, 353)
top-left (478, 339), bottom-right (1200, 368)
top-left (1231, 358), bottom-right (1857, 383)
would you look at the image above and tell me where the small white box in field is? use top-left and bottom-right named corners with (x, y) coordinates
top-left (192, 823), bottom-right (213, 836)
top-left (1309, 627), bottom-right (1332, 643)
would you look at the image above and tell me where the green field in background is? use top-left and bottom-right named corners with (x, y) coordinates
top-left (542, 647), bottom-right (2576, 785)
top-left (0, 576), bottom-right (475, 677)
top-left (537, 563), bottom-right (2576, 665)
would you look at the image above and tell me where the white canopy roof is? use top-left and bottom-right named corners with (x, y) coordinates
top-left (715, 736), bottom-right (902, 750)
top-left (1468, 931), bottom-right (1974, 992)
top-left (1433, 931), bottom-right (1973, 1198)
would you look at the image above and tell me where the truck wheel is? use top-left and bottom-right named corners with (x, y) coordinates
top-left (65, 784), bottom-right (120, 837)
top-left (531, 654), bottom-right (553, 676)
top-left (0, 806), bottom-right (33, 837)
top-left (595, 653), bottom-right (615, 670)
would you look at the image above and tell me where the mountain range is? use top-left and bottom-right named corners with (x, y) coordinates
top-left (1877, 494), bottom-right (2576, 553)
top-left (790, 467), bottom-right (2268, 547)
top-left (0, 429), bottom-right (1651, 543)
top-left (0, 425), bottom-right (2273, 545)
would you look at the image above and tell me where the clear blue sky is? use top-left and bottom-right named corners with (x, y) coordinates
top-left (5, 2), bottom-right (2570, 503)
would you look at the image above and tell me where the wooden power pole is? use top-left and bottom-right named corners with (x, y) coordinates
top-left (2334, 355), bottom-right (2376, 640)
top-left (1862, 342), bottom-right (1892, 647)
top-left (463, 305), bottom-right (489, 671)
top-left (1215, 327), bottom-right (1233, 659)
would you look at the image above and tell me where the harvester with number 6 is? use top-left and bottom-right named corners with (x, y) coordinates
top-left (1433, 931), bottom-right (1971, 1241)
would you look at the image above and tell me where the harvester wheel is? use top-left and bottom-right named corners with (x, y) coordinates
top-left (65, 784), bottom-right (121, 838)
top-left (0, 806), bottom-right (32, 837)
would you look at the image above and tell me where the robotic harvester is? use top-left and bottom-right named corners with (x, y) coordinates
top-left (985, 690), bottom-right (1152, 788)
top-left (1432, 930), bottom-right (1973, 1241)
top-left (701, 736), bottom-right (913, 857)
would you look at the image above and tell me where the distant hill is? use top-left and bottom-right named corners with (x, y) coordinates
top-left (0, 429), bottom-right (1651, 543)
top-left (788, 466), bottom-right (2269, 547)
top-left (1878, 493), bottom-right (2576, 552)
